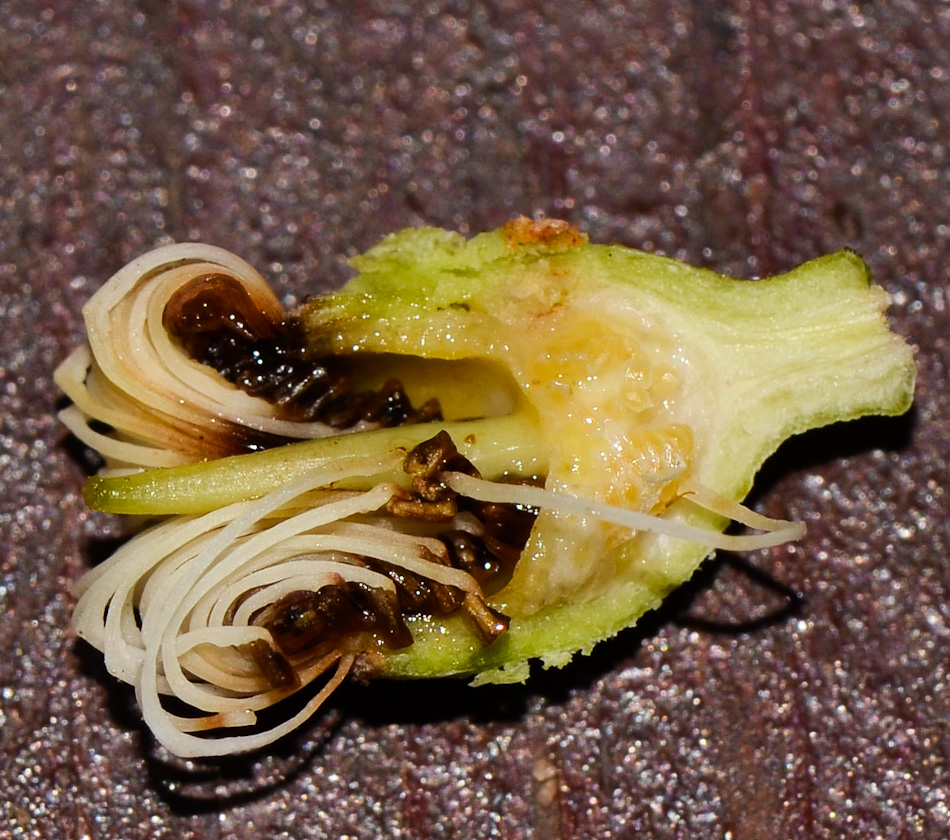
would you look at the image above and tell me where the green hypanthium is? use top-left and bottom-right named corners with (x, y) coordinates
top-left (56, 218), bottom-right (915, 757)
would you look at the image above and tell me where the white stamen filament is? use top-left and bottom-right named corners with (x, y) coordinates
top-left (442, 472), bottom-right (804, 551)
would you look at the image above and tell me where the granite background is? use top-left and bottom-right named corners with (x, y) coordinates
top-left (1, 1), bottom-right (948, 837)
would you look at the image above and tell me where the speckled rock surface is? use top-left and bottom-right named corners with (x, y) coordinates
top-left (1, 1), bottom-right (948, 837)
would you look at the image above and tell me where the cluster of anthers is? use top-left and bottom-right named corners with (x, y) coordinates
top-left (71, 429), bottom-right (539, 757)
top-left (56, 243), bottom-right (803, 758)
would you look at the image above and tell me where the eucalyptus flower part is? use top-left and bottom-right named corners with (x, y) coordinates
top-left (58, 218), bottom-right (915, 757)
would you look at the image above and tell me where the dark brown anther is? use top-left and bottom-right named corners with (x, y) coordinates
top-left (163, 274), bottom-right (281, 345)
top-left (461, 592), bottom-right (510, 646)
top-left (479, 500), bottom-right (538, 569)
top-left (348, 584), bottom-right (413, 649)
top-left (403, 431), bottom-right (455, 501)
top-left (368, 554), bottom-right (466, 616)
top-left (386, 486), bottom-right (458, 522)
top-left (375, 565), bottom-right (432, 614)
top-left (242, 638), bottom-right (301, 691)
top-left (262, 587), bottom-right (365, 654)
top-left (405, 397), bottom-right (444, 425)
top-left (403, 430), bottom-right (480, 502)
top-left (440, 529), bottom-right (504, 588)
top-left (355, 378), bottom-right (416, 426)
